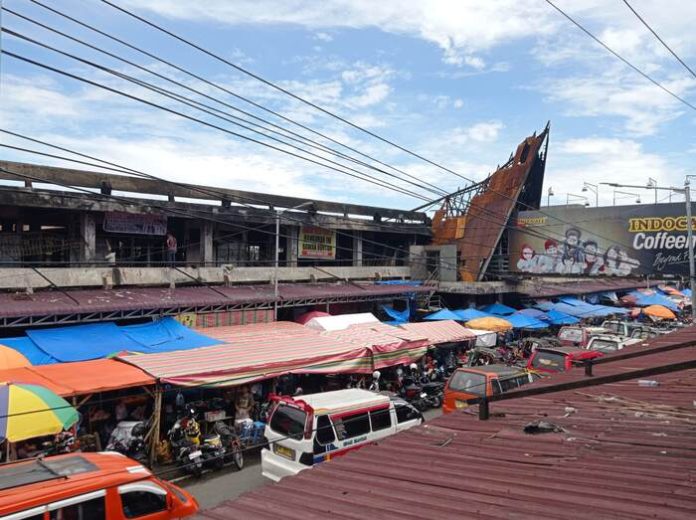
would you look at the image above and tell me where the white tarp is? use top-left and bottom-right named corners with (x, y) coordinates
top-left (304, 312), bottom-right (379, 332)
top-left (468, 328), bottom-right (497, 347)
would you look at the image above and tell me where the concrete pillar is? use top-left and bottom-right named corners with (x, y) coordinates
top-left (287, 226), bottom-right (299, 267)
top-left (352, 231), bottom-right (363, 267)
top-left (76, 213), bottom-right (96, 263)
top-left (200, 221), bottom-right (214, 266)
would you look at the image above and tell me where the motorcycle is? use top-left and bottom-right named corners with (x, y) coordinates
top-left (168, 419), bottom-right (203, 477)
top-left (40, 431), bottom-right (78, 457)
top-left (106, 421), bottom-right (148, 465)
top-left (214, 421), bottom-right (244, 470)
top-left (200, 432), bottom-right (225, 471)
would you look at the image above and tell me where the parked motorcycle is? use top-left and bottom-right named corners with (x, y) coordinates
top-left (214, 421), bottom-right (244, 470)
top-left (39, 431), bottom-right (78, 457)
top-left (200, 432), bottom-right (225, 471)
top-left (106, 421), bottom-right (148, 465)
top-left (168, 419), bottom-right (203, 477)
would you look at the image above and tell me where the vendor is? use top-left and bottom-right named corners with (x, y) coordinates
top-left (234, 386), bottom-right (254, 423)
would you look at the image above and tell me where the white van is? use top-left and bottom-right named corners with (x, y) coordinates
top-left (261, 389), bottom-right (423, 482)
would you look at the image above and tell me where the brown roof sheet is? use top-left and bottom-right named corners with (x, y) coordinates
top-left (200, 327), bottom-right (696, 519)
top-left (0, 283), bottom-right (429, 319)
top-left (518, 278), bottom-right (660, 298)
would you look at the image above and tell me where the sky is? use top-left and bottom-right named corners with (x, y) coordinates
top-left (1, 0), bottom-right (696, 211)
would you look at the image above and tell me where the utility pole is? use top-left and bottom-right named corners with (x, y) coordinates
top-left (685, 179), bottom-right (696, 320)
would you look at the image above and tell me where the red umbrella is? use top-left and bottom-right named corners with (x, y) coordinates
top-left (296, 311), bottom-right (331, 325)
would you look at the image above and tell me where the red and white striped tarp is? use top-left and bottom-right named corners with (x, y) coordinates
top-left (202, 321), bottom-right (313, 342)
top-left (118, 330), bottom-right (372, 387)
top-left (396, 320), bottom-right (475, 345)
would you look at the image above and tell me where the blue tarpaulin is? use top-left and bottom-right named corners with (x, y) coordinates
top-left (380, 305), bottom-right (409, 324)
top-left (634, 294), bottom-right (679, 311)
top-left (453, 308), bottom-right (490, 321)
top-left (505, 314), bottom-right (548, 329)
top-left (424, 309), bottom-right (462, 321)
top-left (545, 309), bottom-right (580, 325)
top-left (5, 318), bottom-right (221, 365)
top-left (517, 308), bottom-right (549, 320)
top-left (480, 303), bottom-right (516, 316)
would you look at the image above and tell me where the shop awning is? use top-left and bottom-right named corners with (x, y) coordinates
top-left (396, 320), bottom-right (476, 345)
top-left (0, 359), bottom-right (155, 397)
top-left (118, 333), bottom-right (373, 387)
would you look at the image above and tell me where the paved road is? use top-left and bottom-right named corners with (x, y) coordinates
top-left (183, 407), bottom-right (443, 509)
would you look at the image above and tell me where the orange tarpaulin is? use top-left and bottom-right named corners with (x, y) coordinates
top-left (642, 305), bottom-right (676, 320)
top-left (0, 359), bottom-right (155, 397)
top-left (465, 316), bottom-right (513, 332)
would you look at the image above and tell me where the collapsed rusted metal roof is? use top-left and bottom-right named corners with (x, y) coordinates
top-left (200, 327), bottom-right (696, 519)
top-left (516, 277), bottom-right (661, 298)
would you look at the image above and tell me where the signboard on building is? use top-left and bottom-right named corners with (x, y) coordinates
top-left (103, 211), bottom-right (167, 235)
top-left (298, 226), bottom-right (336, 259)
top-left (509, 202), bottom-right (694, 276)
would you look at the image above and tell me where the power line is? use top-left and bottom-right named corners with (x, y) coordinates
top-left (2, 7), bottom-right (449, 199)
top-left (3, 27), bottom-right (442, 201)
top-left (98, 0), bottom-right (472, 182)
top-left (621, 0), bottom-right (696, 80)
top-left (543, 0), bottom-right (696, 113)
top-left (24, 0), bottom-right (451, 197)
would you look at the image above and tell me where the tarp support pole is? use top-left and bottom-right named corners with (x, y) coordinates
top-left (148, 386), bottom-right (162, 467)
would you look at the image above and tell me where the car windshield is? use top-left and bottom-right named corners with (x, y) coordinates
top-left (559, 328), bottom-right (582, 343)
top-left (589, 339), bottom-right (618, 352)
top-left (448, 371), bottom-right (486, 396)
top-left (602, 322), bottom-right (621, 333)
top-left (269, 404), bottom-right (307, 439)
top-left (531, 351), bottom-right (565, 371)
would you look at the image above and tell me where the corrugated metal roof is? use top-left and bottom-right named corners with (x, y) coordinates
top-left (0, 282), bottom-right (429, 319)
top-left (518, 278), bottom-right (660, 297)
top-left (200, 327), bottom-right (696, 519)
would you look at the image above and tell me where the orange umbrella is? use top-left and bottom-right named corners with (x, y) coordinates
top-left (642, 305), bottom-right (676, 320)
top-left (466, 316), bottom-right (513, 332)
top-left (0, 345), bottom-right (31, 370)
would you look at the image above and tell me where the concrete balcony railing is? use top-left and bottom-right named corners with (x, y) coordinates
top-left (0, 265), bottom-right (413, 291)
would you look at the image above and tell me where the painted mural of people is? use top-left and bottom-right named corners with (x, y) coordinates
top-left (601, 245), bottom-right (622, 276)
top-left (617, 249), bottom-right (640, 276)
top-left (516, 244), bottom-right (537, 272)
top-left (562, 227), bottom-right (584, 261)
top-left (582, 240), bottom-right (604, 276)
top-left (535, 239), bottom-right (560, 274)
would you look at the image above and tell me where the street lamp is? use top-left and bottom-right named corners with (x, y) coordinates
top-left (547, 187), bottom-right (554, 207)
top-left (647, 177), bottom-right (658, 204)
top-left (613, 190), bottom-right (641, 205)
top-left (566, 193), bottom-right (589, 206)
top-left (581, 182), bottom-right (599, 207)
top-left (275, 201), bottom-right (313, 319)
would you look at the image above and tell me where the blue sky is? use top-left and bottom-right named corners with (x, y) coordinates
top-left (1, 0), bottom-right (695, 210)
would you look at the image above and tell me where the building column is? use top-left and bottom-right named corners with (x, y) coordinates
top-left (74, 213), bottom-right (96, 263)
top-left (287, 226), bottom-right (299, 267)
top-left (352, 231), bottom-right (363, 267)
top-left (200, 221), bottom-right (214, 266)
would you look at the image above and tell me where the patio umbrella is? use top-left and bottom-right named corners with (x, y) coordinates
top-left (642, 305), bottom-right (676, 320)
top-left (479, 303), bottom-right (516, 316)
top-left (0, 382), bottom-right (79, 442)
top-left (453, 308), bottom-right (490, 321)
top-left (0, 345), bottom-right (31, 370)
top-left (466, 316), bottom-right (512, 332)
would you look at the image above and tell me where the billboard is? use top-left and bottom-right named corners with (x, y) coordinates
top-left (298, 226), bottom-right (336, 259)
top-left (509, 202), bottom-right (694, 276)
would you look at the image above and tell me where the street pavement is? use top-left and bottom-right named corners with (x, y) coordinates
top-left (183, 407), bottom-right (443, 509)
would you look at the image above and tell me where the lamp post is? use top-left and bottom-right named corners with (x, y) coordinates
top-left (275, 201), bottom-right (313, 320)
top-left (647, 177), bottom-right (658, 204)
top-left (566, 193), bottom-right (589, 206)
top-left (612, 190), bottom-right (641, 205)
top-left (685, 177), bottom-right (696, 320)
top-left (547, 187), bottom-right (554, 207)
top-left (581, 182), bottom-right (599, 207)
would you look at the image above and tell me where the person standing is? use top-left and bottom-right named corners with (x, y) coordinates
top-left (165, 231), bottom-right (177, 266)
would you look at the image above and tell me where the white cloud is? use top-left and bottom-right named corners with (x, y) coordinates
top-left (453, 99), bottom-right (464, 109)
top-left (314, 32), bottom-right (333, 42)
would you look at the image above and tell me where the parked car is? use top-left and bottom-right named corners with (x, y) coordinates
top-left (262, 389), bottom-right (422, 482)
top-left (442, 365), bottom-right (536, 414)
top-left (600, 320), bottom-right (646, 337)
top-left (586, 334), bottom-right (643, 353)
top-left (629, 326), bottom-right (661, 340)
top-left (558, 326), bottom-right (611, 348)
top-left (527, 346), bottom-right (603, 374)
top-left (0, 452), bottom-right (198, 520)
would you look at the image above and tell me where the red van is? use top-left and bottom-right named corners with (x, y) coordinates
top-left (527, 346), bottom-right (603, 374)
top-left (0, 452), bottom-right (198, 519)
